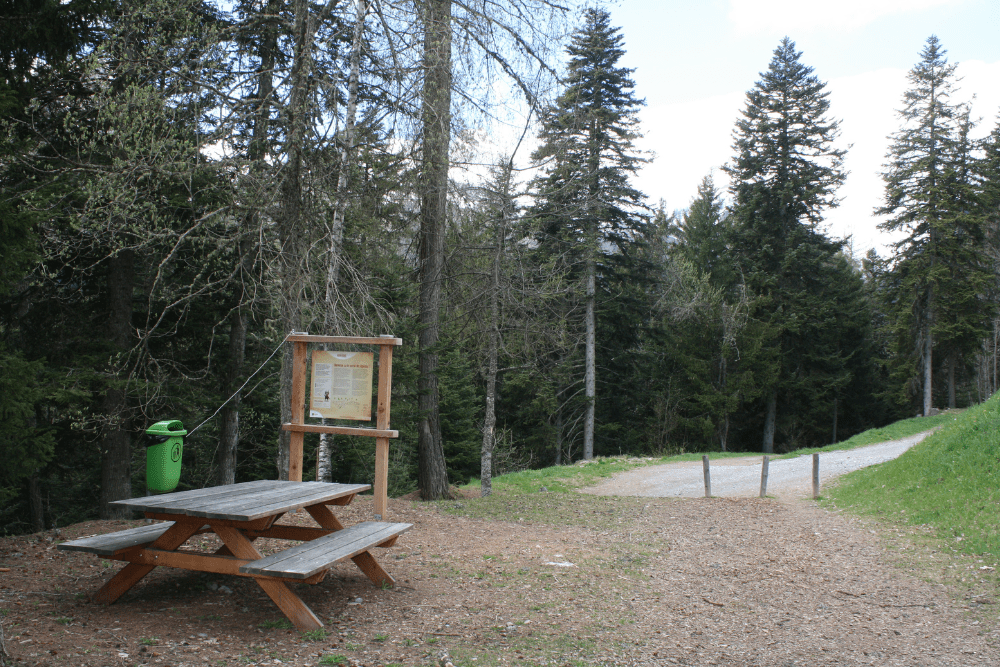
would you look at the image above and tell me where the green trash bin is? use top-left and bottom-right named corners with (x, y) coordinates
top-left (145, 420), bottom-right (186, 493)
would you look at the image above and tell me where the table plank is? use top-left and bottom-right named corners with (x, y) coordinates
top-left (111, 481), bottom-right (369, 520)
top-left (195, 484), bottom-right (371, 521)
top-left (148, 482), bottom-right (324, 516)
top-left (111, 480), bottom-right (282, 511)
top-left (57, 522), bottom-right (177, 556)
top-left (241, 522), bottom-right (411, 579)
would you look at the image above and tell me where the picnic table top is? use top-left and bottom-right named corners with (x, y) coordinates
top-left (110, 480), bottom-right (371, 521)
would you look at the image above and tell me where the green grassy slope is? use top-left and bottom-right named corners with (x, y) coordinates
top-left (826, 395), bottom-right (1000, 560)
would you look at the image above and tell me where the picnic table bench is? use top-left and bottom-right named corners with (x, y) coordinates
top-left (58, 480), bottom-right (411, 631)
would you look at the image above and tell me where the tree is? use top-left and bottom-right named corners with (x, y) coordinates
top-left (724, 37), bottom-right (847, 453)
top-left (409, 0), bottom-right (570, 498)
top-left (660, 177), bottom-right (766, 452)
top-left (878, 36), bottom-right (993, 413)
top-left (414, 0), bottom-right (454, 500)
top-left (529, 8), bottom-right (647, 460)
top-left (978, 118), bottom-right (1000, 399)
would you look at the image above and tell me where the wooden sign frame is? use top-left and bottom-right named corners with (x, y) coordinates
top-left (280, 333), bottom-right (402, 519)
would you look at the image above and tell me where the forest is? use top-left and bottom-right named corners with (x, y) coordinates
top-left (2, 0), bottom-right (999, 536)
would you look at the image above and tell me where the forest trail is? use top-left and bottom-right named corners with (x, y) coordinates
top-left (581, 429), bottom-right (937, 500)
top-left (7, 426), bottom-right (998, 667)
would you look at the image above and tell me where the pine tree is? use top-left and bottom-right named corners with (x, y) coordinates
top-left (529, 8), bottom-right (647, 460)
top-left (878, 36), bottom-right (993, 413)
top-left (674, 174), bottom-right (734, 289)
top-left (724, 37), bottom-right (847, 453)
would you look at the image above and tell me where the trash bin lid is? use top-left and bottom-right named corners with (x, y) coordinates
top-left (145, 419), bottom-right (187, 437)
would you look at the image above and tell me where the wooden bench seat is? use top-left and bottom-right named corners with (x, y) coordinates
top-left (57, 523), bottom-right (187, 557)
top-left (240, 521), bottom-right (412, 580)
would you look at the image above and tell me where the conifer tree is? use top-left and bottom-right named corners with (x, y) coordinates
top-left (675, 174), bottom-right (733, 290)
top-left (724, 37), bottom-right (847, 453)
top-left (878, 36), bottom-right (993, 413)
top-left (529, 8), bottom-right (647, 460)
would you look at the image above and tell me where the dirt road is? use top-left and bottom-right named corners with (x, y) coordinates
top-left (582, 430), bottom-right (935, 499)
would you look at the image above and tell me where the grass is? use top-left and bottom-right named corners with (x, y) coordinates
top-left (258, 618), bottom-right (294, 630)
top-left (824, 396), bottom-right (1000, 562)
top-left (465, 456), bottom-right (654, 495)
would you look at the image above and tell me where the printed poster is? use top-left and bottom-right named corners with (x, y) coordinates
top-left (309, 350), bottom-right (374, 421)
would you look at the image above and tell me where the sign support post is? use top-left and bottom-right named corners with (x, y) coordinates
top-left (281, 333), bottom-right (402, 518)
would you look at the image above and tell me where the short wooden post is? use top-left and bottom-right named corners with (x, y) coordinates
top-left (812, 453), bottom-right (820, 499)
top-left (759, 456), bottom-right (770, 498)
top-left (702, 455), bottom-right (711, 498)
top-left (288, 341), bottom-right (307, 482)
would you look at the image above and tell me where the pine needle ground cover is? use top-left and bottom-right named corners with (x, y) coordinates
top-left (825, 395), bottom-right (1000, 562)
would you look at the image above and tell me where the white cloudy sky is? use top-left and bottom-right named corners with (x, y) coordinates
top-left (607, 0), bottom-right (1000, 257)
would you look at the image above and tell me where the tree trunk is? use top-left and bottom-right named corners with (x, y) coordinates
top-left (28, 471), bottom-right (44, 533)
top-left (990, 319), bottom-right (1000, 396)
top-left (219, 6), bottom-right (277, 485)
top-left (719, 413), bottom-right (729, 453)
top-left (416, 0), bottom-right (453, 501)
top-left (762, 388), bottom-right (776, 454)
top-left (316, 433), bottom-right (333, 482)
top-left (923, 290), bottom-right (934, 416)
top-left (100, 248), bottom-right (135, 519)
top-left (480, 232), bottom-right (500, 497)
top-left (276, 0), bottom-right (315, 478)
top-left (583, 255), bottom-right (596, 460)
top-left (316, 349), bottom-right (333, 483)
top-left (216, 305), bottom-right (245, 486)
top-left (326, 0), bottom-right (368, 307)
top-left (554, 410), bottom-right (563, 465)
top-left (718, 354), bottom-right (728, 452)
top-left (947, 353), bottom-right (956, 409)
top-left (831, 396), bottom-right (838, 444)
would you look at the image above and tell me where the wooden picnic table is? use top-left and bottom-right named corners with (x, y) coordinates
top-left (57, 480), bottom-right (411, 631)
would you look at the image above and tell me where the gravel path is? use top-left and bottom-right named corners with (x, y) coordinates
top-left (583, 430), bottom-right (935, 499)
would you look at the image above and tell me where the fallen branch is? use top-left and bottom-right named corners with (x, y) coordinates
top-left (835, 591), bottom-right (934, 608)
top-left (702, 597), bottom-right (724, 607)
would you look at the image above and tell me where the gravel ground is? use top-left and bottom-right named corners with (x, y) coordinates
top-left (582, 430), bottom-right (935, 500)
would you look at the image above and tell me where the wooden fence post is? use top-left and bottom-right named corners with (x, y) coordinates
top-left (812, 453), bottom-right (820, 499)
top-left (759, 456), bottom-right (770, 498)
top-left (702, 455), bottom-right (711, 498)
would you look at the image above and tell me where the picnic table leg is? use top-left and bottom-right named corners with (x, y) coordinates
top-left (351, 550), bottom-right (395, 588)
top-left (304, 503), bottom-right (345, 531)
top-left (92, 520), bottom-right (203, 605)
top-left (215, 513), bottom-right (281, 556)
top-left (213, 526), bottom-right (323, 632)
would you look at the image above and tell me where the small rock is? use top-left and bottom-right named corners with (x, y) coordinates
top-left (538, 486), bottom-right (548, 492)
top-left (219, 585), bottom-right (233, 594)
top-left (206, 581), bottom-right (219, 591)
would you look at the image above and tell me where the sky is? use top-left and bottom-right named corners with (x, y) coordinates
top-left (605, 0), bottom-right (1000, 257)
